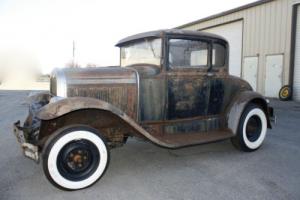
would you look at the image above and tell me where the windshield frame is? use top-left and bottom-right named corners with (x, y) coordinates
top-left (119, 37), bottom-right (163, 68)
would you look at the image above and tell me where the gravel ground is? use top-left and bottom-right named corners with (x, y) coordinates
top-left (0, 90), bottom-right (299, 200)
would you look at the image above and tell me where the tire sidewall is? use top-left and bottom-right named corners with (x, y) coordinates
top-left (42, 125), bottom-right (110, 190)
top-left (238, 104), bottom-right (267, 152)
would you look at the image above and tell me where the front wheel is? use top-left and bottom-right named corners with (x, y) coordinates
top-left (42, 125), bottom-right (109, 190)
top-left (231, 104), bottom-right (268, 152)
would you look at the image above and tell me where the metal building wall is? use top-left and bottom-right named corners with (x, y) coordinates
top-left (180, 0), bottom-right (299, 95)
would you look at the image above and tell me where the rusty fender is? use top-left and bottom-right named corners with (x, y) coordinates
top-left (226, 90), bottom-right (272, 135)
top-left (36, 97), bottom-right (179, 148)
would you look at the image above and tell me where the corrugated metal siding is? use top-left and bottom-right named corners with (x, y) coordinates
top-left (181, 0), bottom-right (296, 95)
top-left (293, 5), bottom-right (300, 100)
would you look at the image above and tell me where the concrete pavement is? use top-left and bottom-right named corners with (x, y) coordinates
top-left (0, 90), bottom-right (299, 200)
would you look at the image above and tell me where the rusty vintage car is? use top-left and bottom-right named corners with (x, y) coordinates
top-left (13, 29), bottom-right (275, 190)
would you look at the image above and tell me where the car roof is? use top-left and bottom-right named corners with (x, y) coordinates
top-left (115, 29), bottom-right (227, 47)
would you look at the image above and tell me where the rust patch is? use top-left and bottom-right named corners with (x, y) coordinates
top-left (39, 109), bottom-right (133, 147)
top-left (67, 85), bottom-right (137, 120)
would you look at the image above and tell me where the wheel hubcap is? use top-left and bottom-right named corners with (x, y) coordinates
top-left (246, 115), bottom-right (262, 142)
top-left (281, 89), bottom-right (289, 97)
top-left (57, 139), bottom-right (100, 181)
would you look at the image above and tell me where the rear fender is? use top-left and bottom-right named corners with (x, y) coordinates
top-left (226, 91), bottom-right (272, 135)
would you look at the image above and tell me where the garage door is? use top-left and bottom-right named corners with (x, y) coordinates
top-left (203, 20), bottom-right (243, 77)
top-left (294, 5), bottom-right (300, 101)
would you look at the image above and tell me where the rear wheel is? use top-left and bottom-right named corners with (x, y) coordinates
top-left (42, 125), bottom-right (109, 190)
top-left (231, 104), bottom-right (267, 152)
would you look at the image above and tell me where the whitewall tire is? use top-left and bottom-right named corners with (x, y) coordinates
top-left (231, 104), bottom-right (268, 152)
top-left (42, 125), bottom-right (109, 190)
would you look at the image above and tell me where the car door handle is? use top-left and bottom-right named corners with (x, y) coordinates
top-left (206, 72), bottom-right (215, 77)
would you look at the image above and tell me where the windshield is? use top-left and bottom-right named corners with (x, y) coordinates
top-left (120, 38), bottom-right (162, 67)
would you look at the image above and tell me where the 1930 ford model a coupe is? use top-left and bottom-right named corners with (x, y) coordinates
top-left (13, 29), bottom-right (275, 190)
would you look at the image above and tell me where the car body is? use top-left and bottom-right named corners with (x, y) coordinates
top-left (13, 29), bottom-right (275, 190)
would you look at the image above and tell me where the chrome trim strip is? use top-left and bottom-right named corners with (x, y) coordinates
top-left (126, 67), bottom-right (140, 121)
top-left (55, 69), bottom-right (67, 97)
top-left (68, 79), bottom-right (136, 85)
top-left (68, 74), bottom-right (137, 79)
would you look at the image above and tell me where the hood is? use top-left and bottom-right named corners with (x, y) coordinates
top-left (50, 66), bottom-right (138, 119)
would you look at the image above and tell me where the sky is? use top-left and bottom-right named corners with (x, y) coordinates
top-left (0, 0), bottom-right (257, 75)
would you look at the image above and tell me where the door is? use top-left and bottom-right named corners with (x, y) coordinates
top-left (167, 38), bottom-right (210, 120)
top-left (293, 5), bottom-right (300, 101)
top-left (265, 55), bottom-right (283, 98)
top-left (207, 41), bottom-right (227, 115)
top-left (243, 56), bottom-right (258, 91)
top-left (203, 20), bottom-right (243, 77)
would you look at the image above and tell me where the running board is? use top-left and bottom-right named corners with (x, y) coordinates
top-left (154, 129), bottom-right (234, 149)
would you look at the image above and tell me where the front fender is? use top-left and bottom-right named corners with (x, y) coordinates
top-left (37, 97), bottom-right (179, 148)
top-left (37, 97), bottom-right (125, 120)
top-left (226, 91), bottom-right (272, 135)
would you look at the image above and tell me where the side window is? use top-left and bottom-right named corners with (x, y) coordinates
top-left (169, 39), bottom-right (209, 69)
top-left (212, 42), bottom-right (226, 68)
